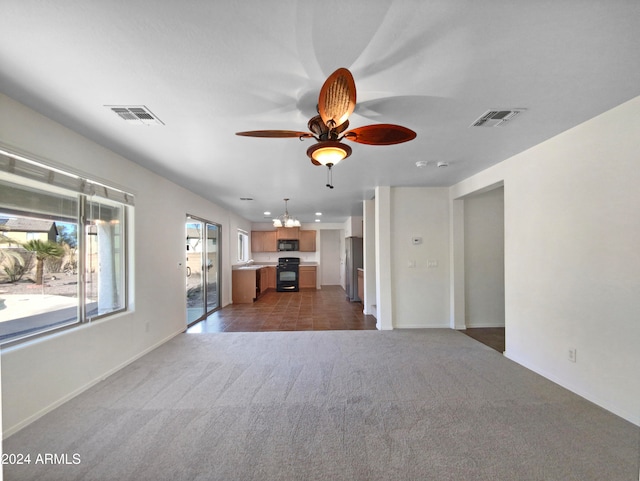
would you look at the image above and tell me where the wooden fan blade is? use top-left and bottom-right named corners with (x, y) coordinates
top-left (343, 124), bottom-right (417, 145)
top-left (236, 130), bottom-right (313, 138)
top-left (318, 68), bottom-right (356, 129)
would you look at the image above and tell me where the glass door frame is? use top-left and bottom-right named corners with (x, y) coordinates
top-left (185, 215), bottom-right (221, 327)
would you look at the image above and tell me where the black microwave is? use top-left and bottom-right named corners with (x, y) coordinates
top-left (278, 239), bottom-right (299, 251)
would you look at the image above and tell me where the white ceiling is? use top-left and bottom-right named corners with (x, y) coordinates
top-left (1, 1), bottom-right (639, 223)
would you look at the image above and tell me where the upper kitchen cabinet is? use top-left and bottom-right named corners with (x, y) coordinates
top-left (251, 231), bottom-right (277, 252)
top-left (253, 228), bottom-right (315, 252)
top-left (299, 230), bottom-right (316, 252)
top-left (276, 227), bottom-right (299, 240)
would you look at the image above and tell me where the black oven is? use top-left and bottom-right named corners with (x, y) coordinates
top-left (276, 257), bottom-right (300, 292)
top-left (278, 239), bottom-right (299, 252)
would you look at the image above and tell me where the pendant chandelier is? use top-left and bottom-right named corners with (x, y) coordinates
top-left (273, 198), bottom-right (301, 228)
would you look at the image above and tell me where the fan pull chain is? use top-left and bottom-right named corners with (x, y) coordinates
top-left (326, 165), bottom-right (334, 189)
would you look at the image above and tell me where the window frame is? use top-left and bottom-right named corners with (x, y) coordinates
top-left (0, 149), bottom-right (132, 346)
top-left (237, 229), bottom-right (249, 263)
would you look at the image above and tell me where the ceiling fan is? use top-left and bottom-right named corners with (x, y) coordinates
top-left (236, 68), bottom-right (417, 188)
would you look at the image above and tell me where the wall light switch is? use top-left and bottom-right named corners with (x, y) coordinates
top-left (428, 260), bottom-right (438, 268)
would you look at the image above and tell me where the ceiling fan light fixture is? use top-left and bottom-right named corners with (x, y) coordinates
top-left (306, 141), bottom-right (352, 167)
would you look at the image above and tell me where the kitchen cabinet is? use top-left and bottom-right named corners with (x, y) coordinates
top-left (233, 266), bottom-right (277, 303)
top-left (254, 228), bottom-right (315, 252)
top-left (299, 230), bottom-right (316, 252)
top-left (266, 266), bottom-right (276, 289)
top-left (251, 231), bottom-right (277, 252)
top-left (299, 266), bottom-right (317, 289)
top-left (259, 268), bottom-right (269, 295)
top-left (232, 269), bottom-right (258, 303)
top-left (276, 227), bottom-right (299, 240)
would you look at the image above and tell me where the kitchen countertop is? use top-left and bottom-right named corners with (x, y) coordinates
top-left (232, 262), bottom-right (318, 270)
top-left (232, 264), bottom-right (267, 270)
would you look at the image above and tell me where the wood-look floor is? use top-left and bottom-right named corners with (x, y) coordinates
top-left (187, 285), bottom-right (377, 333)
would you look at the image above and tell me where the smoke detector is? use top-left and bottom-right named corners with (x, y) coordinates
top-left (415, 161), bottom-right (428, 168)
top-left (470, 109), bottom-right (525, 127)
top-left (106, 105), bottom-right (164, 125)
top-left (437, 161), bottom-right (449, 168)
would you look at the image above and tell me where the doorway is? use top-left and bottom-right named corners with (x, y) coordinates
top-left (462, 187), bottom-right (505, 352)
top-left (186, 216), bottom-right (220, 326)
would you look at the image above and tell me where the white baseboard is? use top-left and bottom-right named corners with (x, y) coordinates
top-left (504, 350), bottom-right (639, 427)
top-left (393, 322), bottom-right (450, 329)
top-left (3, 328), bottom-right (185, 438)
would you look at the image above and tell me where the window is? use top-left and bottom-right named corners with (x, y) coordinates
top-left (85, 197), bottom-right (126, 318)
top-left (0, 150), bottom-right (132, 345)
top-left (238, 230), bottom-right (249, 262)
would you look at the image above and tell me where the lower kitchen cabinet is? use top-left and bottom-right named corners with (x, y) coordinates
top-left (232, 269), bottom-right (258, 304)
top-left (233, 267), bottom-right (277, 303)
top-left (266, 266), bottom-right (276, 289)
top-left (299, 266), bottom-right (317, 289)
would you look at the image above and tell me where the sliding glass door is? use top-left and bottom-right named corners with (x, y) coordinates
top-left (205, 223), bottom-right (219, 313)
top-left (186, 216), bottom-right (220, 325)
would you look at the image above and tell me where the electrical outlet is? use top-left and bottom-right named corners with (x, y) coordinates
top-left (568, 348), bottom-right (577, 363)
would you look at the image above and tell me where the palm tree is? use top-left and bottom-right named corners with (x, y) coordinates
top-left (1, 233), bottom-right (27, 282)
top-left (22, 239), bottom-right (64, 285)
top-left (1, 233), bottom-right (23, 263)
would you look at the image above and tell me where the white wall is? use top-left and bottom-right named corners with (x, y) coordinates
top-left (375, 186), bottom-right (393, 329)
top-left (319, 230), bottom-right (341, 285)
top-left (390, 187), bottom-right (450, 328)
top-left (344, 216), bottom-right (363, 237)
top-left (363, 199), bottom-right (377, 317)
top-left (452, 96), bottom-right (640, 425)
top-left (464, 187), bottom-right (505, 328)
top-left (0, 94), bottom-right (251, 436)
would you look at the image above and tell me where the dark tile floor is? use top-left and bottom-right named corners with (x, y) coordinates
top-left (187, 285), bottom-right (378, 333)
top-left (461, 327), bottom-right (505, 352)
top-left (187, 286), bottom-right (504, 354)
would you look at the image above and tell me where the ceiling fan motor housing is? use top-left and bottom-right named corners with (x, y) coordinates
top-left (308, 115), bottom-right (348, 141)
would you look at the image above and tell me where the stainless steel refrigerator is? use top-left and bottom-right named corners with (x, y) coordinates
top-left (345, 236), bottom-right (363, 302)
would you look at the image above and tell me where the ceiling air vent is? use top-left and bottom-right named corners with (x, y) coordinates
top-left (470, 109), bottom-right (525, 127)
top-left (106, 105), bottom-right (164, 125)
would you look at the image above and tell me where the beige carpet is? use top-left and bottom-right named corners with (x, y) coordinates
top-left (4, 329), bottom-right (639, 480)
